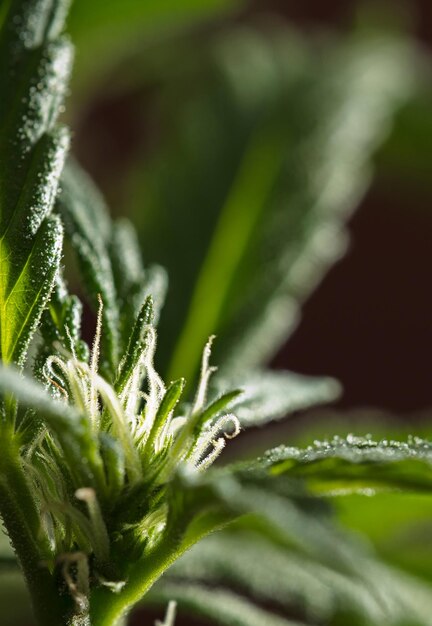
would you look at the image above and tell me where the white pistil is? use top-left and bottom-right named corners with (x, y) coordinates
top-left (190, 413), bottom-right (241, 471)
top-left (156, 601), bottom-right (177, 626)
top-left (57, 552), bottom-right (90, 613)
top-left (75, 488), bottom-right (110, 563)
top-left (192, 335), bottom-right (216, 415)
top-left (89, 294), bottom-right (103, 428)
top-left (139, 326), bottom-right (165, 440)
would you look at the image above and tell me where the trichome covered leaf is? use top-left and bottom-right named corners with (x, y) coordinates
top-left (0, 0), bottom-right (71, 367)
top-left (260, 435), bottom-right (432, 494)
top-left (57, 160), bottom-right (167, 376)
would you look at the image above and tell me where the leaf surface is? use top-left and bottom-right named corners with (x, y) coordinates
top-left (212, 369), bottom-right (341, 427)
top-left (148, 582), bottom-right (306, 626)
top-left (0, 0), bottom-right (72, 367)
top-left (57, 160), bottom-right (167, 375)
top-left (127, 27), bottom-right (416, 382)
top-left (260, 436), bottom-right (432, 494)
top-left (68, 0), bottom-right (244, 95)
top-left (0, 364), bottom-right (104, 490)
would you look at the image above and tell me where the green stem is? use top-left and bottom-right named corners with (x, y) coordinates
top-left (90, 534), bottom-right (177, 626)
top-left (0, 433), bottom-right (72, 625)
top-left (90, 508), bottom-right (236, 626)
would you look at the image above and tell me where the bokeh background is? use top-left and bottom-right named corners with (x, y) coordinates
top-left (70, 0), bottom-right (432, 416)
top-left (22, 1), bottom-right (432, 624)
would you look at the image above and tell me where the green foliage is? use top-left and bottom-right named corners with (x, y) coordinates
top-left (0, 1), bottom-right (431, 626)
top-left (57, 159), bottom-right (167, 376)
top-left (124, 25), bottom-right (416, 383)
top-left (150, 582), bottom-right (306, 626)
top-left (0, 0), bottom-right (71, 367)
top-left (261, 436), bottom-right (432, 494)
top-left (212, 370), bottom-right (341, 427)
top-left (67, 0), bottom-right (244, 97)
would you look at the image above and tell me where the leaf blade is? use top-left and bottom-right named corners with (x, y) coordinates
top-left (212, 369), bottom-right (341, 428)
top-left (260, 436), bottom-right (432, 494)
top-left (148, 582), bottom-right (306, 626)
top-left (0, 0), bottom-right (72, 368)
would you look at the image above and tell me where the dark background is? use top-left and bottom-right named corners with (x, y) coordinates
top-left (264, 0), bottom-right (432, 414)
top-left (74, 0), bottom-right (432, 416)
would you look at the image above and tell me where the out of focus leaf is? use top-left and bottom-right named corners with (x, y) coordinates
top-left (57, 161), bottom-right (120, 374)
top-left (212, 369), bottom-right (341, 428)
top-left (157, 531), bottom-right (432, 626)
top-left (148, 582), bottom-right (306, 626)
top-left (67, 0), bottom-right (243, 96)
top-left (336, 492), bottom-right (432, 582)
top-left (127, 26), bottom-right (416, 383)
top-left (109, 218), bottom-right (167, 347)
top-left (146, 470), bottom-right (432, 626)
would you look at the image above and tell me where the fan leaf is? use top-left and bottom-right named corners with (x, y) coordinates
top-left (148, 582), bottom-right (306, 626)
top-left (0, 0), bottom-right (72, 368)
top-left (213, 369), bottom-right (341, 427)
top-left (260, 436), bottom-right (432, 494)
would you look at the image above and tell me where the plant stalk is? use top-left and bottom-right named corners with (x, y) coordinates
top-left (0, 432), bottom-right (72, 626)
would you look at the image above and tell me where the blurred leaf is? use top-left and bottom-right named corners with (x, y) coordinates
top-left (109, 218), bottom-right (167, 347)
top-left (148, 582), bottom-right (306, 626)
top-left (212, 369), bottom-right (341, 428)
top-left (68, 0), bottom-right (243, 96)
top-left (378, 84), bottom-right (432, 186)
top-left (159, 531), bottom-right (432, 626)
top-left (336, 492), bottom-right (432, 582)
top-left (149, 472), bottom-right (432, 626)
top-left (0, 0), bottom-right (71, 367)
top-left (127, 26), bottom-right (416, 383)
top-left (57, 160), bottom-right (121, 375)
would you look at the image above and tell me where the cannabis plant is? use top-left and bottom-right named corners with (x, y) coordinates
top-left (1, 1), bottom-right (432, 625)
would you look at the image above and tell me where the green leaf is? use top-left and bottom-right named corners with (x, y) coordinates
top-left (34, 273), bottom-right (89, 385)
top-left (109, 218), bottom-right (167, 346)
top-left (161, 466), bottom-right (432, 626)
top-left (260, 436), bottom-right (432, 494)
top-left (46, 274), bottom-right (87, 355)
top-left (0, 0), bottom-right (72, 367)
top-left (0, 214), bottom-right (63, 367)
top-left (67, 0), bottom-right (244, 97)
top-left (58, 161), bottom-right (167, 377)
top-left (144, 378), bottom-right (185, 462)
top-left (147, 582), bottom-right (306, 626)
top-left (57, 160), bottom-right (120, 375)
top-left (0, 364), bottom-right (105, 491)
top-left (336, 491), bottom-right (432, 583)
top-left (212, 370), bottom-right (341, 427)
top-left (89, 470), bottom-right (239, 625)
top-left (210, 33), bottom-right (417, 378)
top-left (160, 525), bottom-right (432, 626)
top-left (160, 533), bottom-right (398, 625)
top-left (115, 296), bottom-right (154, 394)
top-left (129, 27), bottom-right (416, 382)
